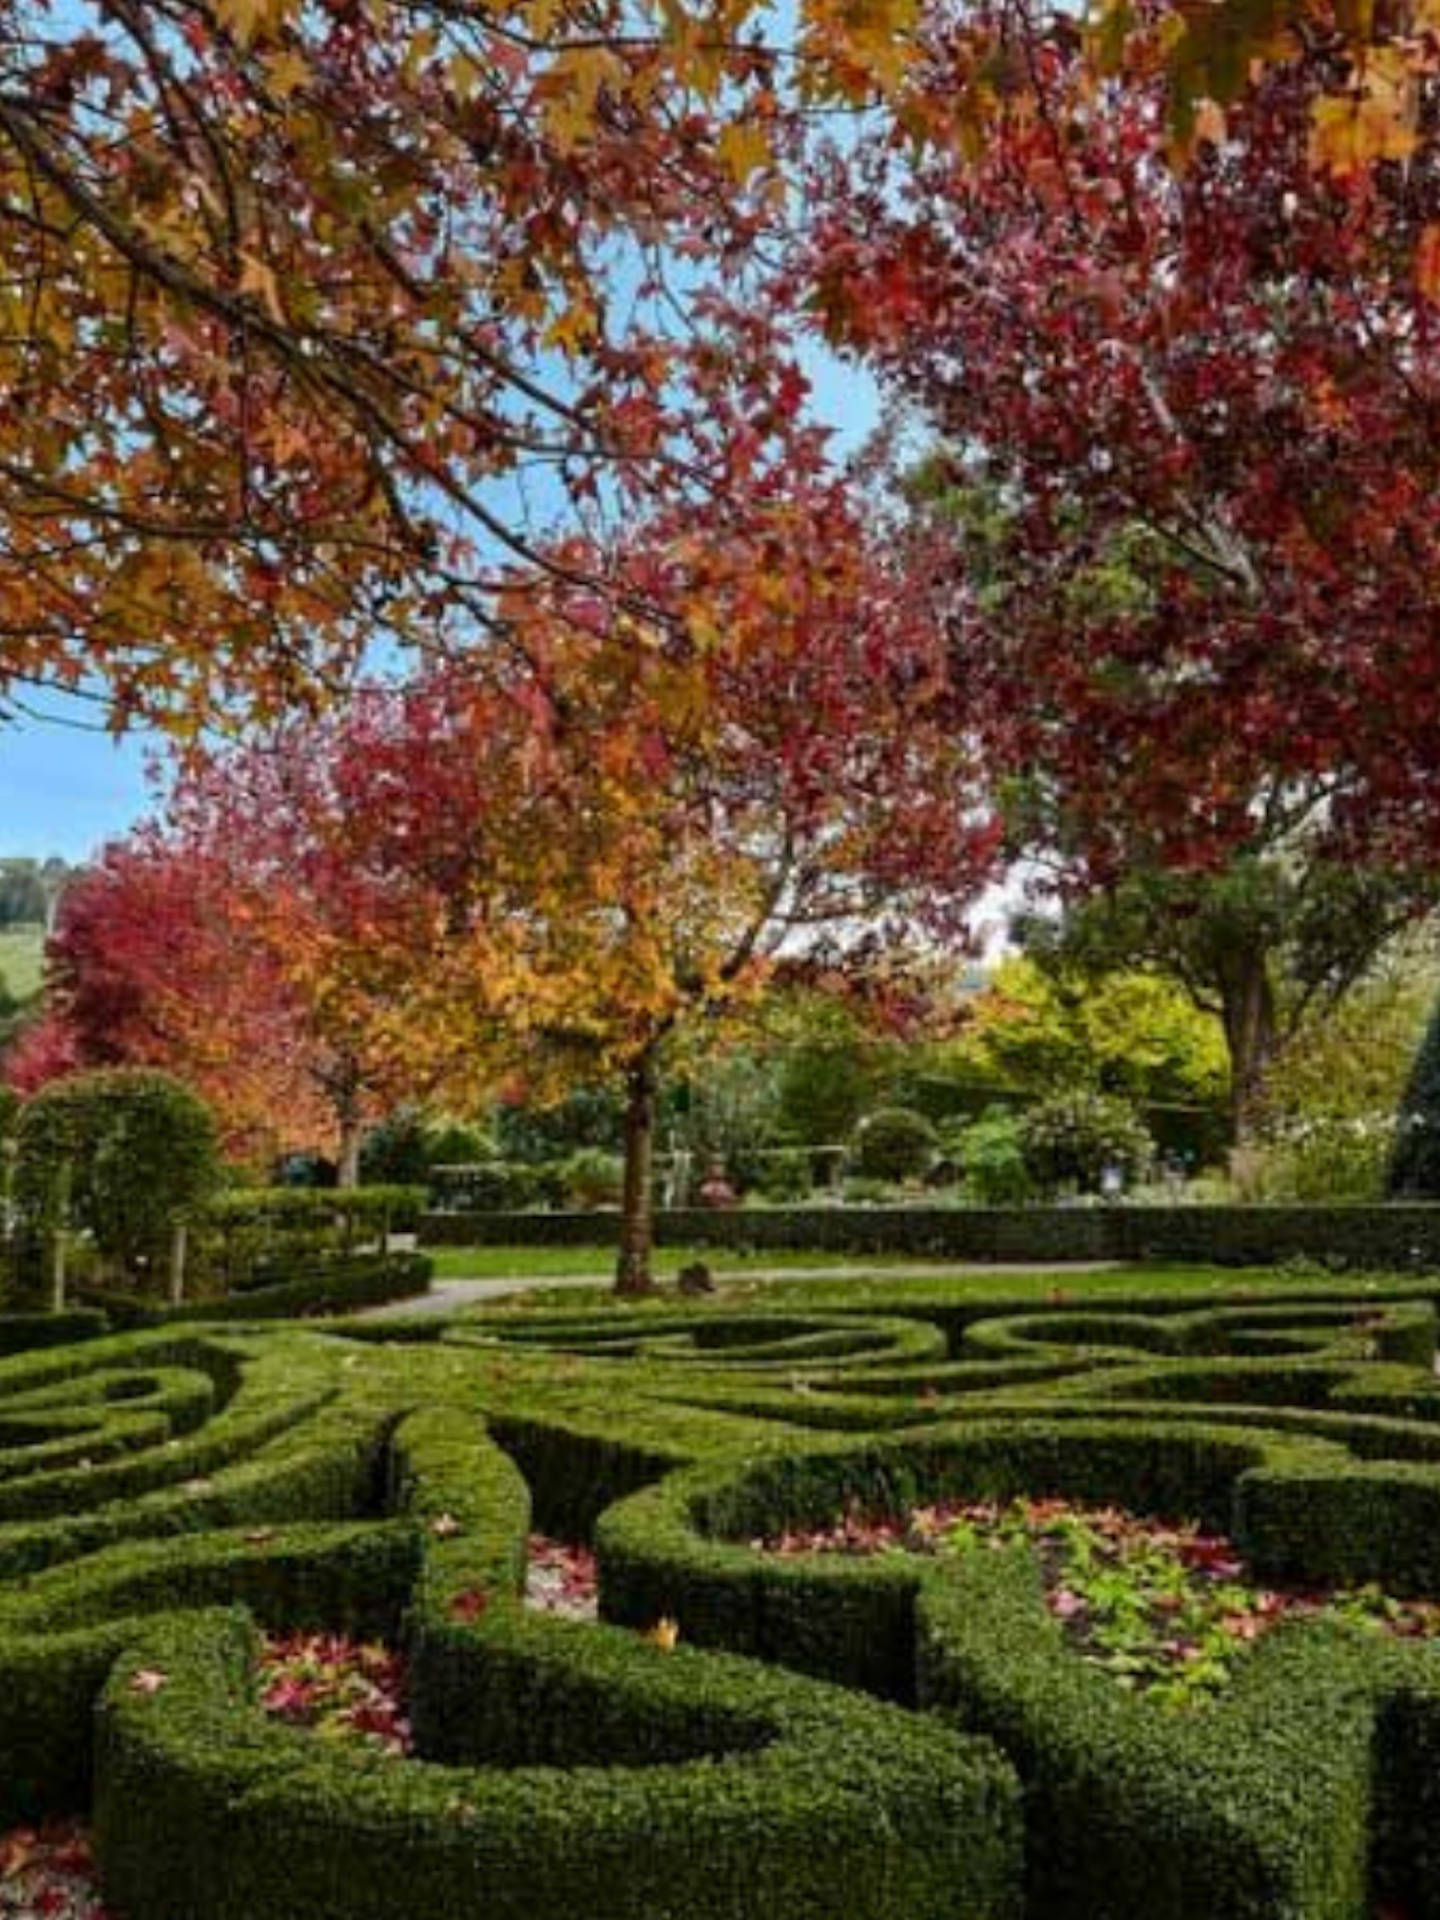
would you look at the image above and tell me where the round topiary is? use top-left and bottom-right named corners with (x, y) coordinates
top-left (13, 1068), bottom-right (221, 1282)
top-left (1389, 996), bottom-right (1440, 1197)
top-left (1019, 1090), bottom-right (1151, 1197)
top-left (850, 1106), bottom-right (939, 1183)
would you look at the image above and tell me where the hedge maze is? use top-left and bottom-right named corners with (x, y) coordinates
top-left (10, 1270), bottom-right (1440, 1917)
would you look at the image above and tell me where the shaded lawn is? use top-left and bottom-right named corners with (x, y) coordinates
top-left (424, 1247), bottom-right (1424, 1315)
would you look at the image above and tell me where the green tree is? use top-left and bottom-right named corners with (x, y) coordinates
top-left (771, 993), bottom-right (886, 1146)
top-left (950, 957), bottom-right (1227, 1109)
top-left (1018, 858), bottom-right (1425, 1143)
top-left (1389, 976), bottom-right (1440, 1199)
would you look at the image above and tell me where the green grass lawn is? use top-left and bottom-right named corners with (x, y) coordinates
top-left (0, 923), bottom-right (44, 1001)
top-left (423, 1244), bottom-right (1403, 1311)
top-left (423, 1244), bottom-right (1012, 1281)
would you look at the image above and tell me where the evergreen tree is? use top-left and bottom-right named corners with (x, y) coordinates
top-left (1388, 997), bottom-right (1440, 1197)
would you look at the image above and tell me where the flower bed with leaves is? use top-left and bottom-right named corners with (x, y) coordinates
top-left (10, 1274), bottom-right (1440, 1917)
top-left (759, 1497), bottom-right (1440, 1711)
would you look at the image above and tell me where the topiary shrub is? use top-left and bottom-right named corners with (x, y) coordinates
top-left (14, 1070), bottom-right (221, 1284)
top-left (850, 1107), bottom-right (939, 1183)
top-left (1390, 996), bottom-right (1440, 1197)
top-left (1019, 1091), bottom-right (1151, 1197)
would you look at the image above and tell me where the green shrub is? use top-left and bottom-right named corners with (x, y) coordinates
top-left (559, 1148), bottom-right (624, 1208)
top-left (750, 1148), bottom-right (813, 1203)
top-left (91, 1399), bottom-right (1021, 1920)
top-left (954, 1108), bottom-right (1036, 1206)
top-left (850, 1107), bottom-right (939, 1182)
top-left (1248, 1115), bottom-right (1395, 1204)
top-left (95, 1604), bottom-right (1022, 1920)
top-left (1020, 1092), bottom-right (1152, 1197)
top-left (14, 1070), bottom-right (221, 1281)
top-left (430, 1161), bottom-right (561, 1211)
top-left (27, 1268), bottom-right (1440, 1919)
top-left (357, 1108), bottom-right (433, 1187)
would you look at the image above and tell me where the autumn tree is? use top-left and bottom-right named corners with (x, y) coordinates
top-left (5, 834), bottom-right (373, 1174)
top-left (175, 471), bottom-right (993, 1290)
top-left (12, 0), bottom-right (1434, 734)
top-left (807, 6), bottom-right (1440, 865)
top-left (0, 0), bottom-right (958, 733)
top-left (797, 8), bottom-right (1440, 1139)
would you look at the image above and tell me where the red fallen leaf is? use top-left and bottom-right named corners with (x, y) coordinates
top-left (450, 1588), bottom-right (490, 1623)
top-left (129, 1668), bottom-right (168, 1695)
top-left (1050, 1589), bottom-right (1085, 1620)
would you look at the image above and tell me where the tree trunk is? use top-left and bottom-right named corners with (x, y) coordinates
top-left (1220, 953), bottom-right (1279, 1148)
top-left (334, 1058), bottom-right (363, 1189)
top-left (337, 1118), bottom-right (362, 1190)
top-left (169, 1222), bottom-right (188, 1306)
top-left (49, 1159), bottom-right (72, 1313)
top-left (615, 1051), bottom-right (659, 1296)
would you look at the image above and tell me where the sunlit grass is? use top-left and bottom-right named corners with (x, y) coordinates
top-left (0, 923), bottom-right (44, 1001)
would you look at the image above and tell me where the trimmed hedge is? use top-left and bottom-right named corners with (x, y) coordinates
top-left (594, 1411), bottom-right (1440, 1918)
top-left (0, 1309), bottom-right (107, 1355)
top-left (80, 1251), bottom-right (432, 1327)
top-left (420, 1201), bottom-right (1440, 1268)
top-left (14, 1273), bottom-right (1440, 1914)
top-left (0, 1522), bottom-right (418, 1827)
top-left (95, 1604), bottom-right (1022, 1920)
top-left (917, 1547), bottom-right (1383, 1920)
top-left (202, 1187), bottom-right (429, 1288)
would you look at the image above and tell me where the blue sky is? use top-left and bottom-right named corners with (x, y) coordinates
top-left (0, 349), bottom-right (881, 865)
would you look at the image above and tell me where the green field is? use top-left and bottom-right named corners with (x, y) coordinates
top-left (0, 923), bottom-right (44, 1001)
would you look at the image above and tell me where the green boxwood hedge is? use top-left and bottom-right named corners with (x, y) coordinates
top-left (95, 1605), bottom-right (1023, 1920)
top-left (419, 1201), bottom-right (1440, 1268)
top-left (80, 1250), bottom-right (431, 1326)
top-left (10, 1272), bottom-right (1440, 1915)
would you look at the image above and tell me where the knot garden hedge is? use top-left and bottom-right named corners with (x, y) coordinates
top-left (8, 1271), bottom-right (1440, 1917)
